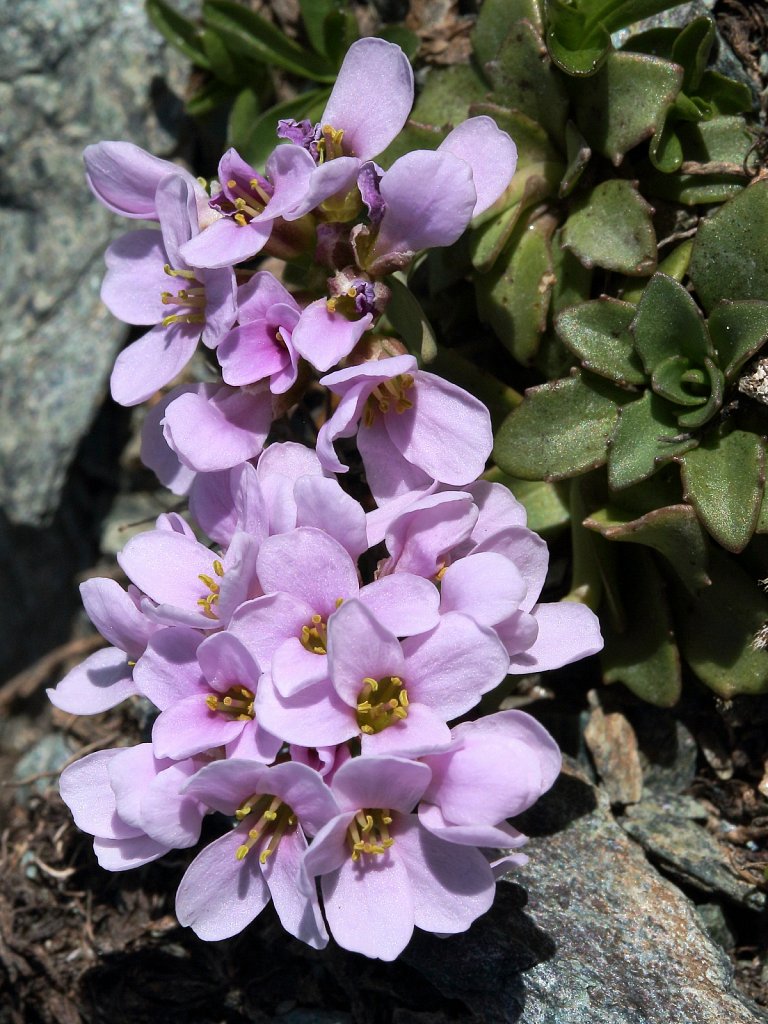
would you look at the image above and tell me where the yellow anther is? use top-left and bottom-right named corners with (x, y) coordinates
top-left (163, 263), bottom-right (198, 280)
top-left (311, 614), bottom-right (322, 624)
top-left (234, 213), bottom-right (248, 227)
top-left (399, 690), bottom-right (409, 708)
top-left (357, 701), bottom-right (372, 713)
top-left (264, 810), bottom-right (277, 822)
top-left (213, 559), bottom-right (225, 577)
top-left (382, 814), bottom-right (393, 825)
top-left (227, 179), bottom-right (237, 187)
top-left (235, 806), bottom-right (252, 820)
top-left (235, 844), bottom-right (250, 861)
top-left (205, 694), bottom-right (219, 711)
top-left (361, 725), bottom-right (374, 734)
top-left (335, 597), bottom-right (344, 608)
top-left (259, 847), bottom-right (274, 864)
top-left (435, 564), bottom-right (448, 581)
top-left (161, 312), bottom-right (205, 327)
top-left (248, 827), bottom-right (261, 840)
top-left (362, 677), bottom-right (379, 691)
top-left (346, 286), bottom-right (357, 298)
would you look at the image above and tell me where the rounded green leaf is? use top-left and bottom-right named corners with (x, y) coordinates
top-left (631, 273), bottom-right (712, 374)
top-left (476, 212), bottom-right (554, 364)
top-left (690, 180), bottom-right (768, 312)
top-left (555, 298), bottom-right (645, 386)
top-left (608, 390), bottom-right (697, 490)
top-left (411, 65), bottom-right (490, 129)
top-left (680, 427), bottom-right (766, 552)
top-left (487, 20), bottom-right (568, 143)
top-left (494, 371), bottom-right (623, 480)
top-left (562, 180), bottom-right (657, 276)
top-left (573, 50), bottom-right (682, 165)
top-left (709, 301), bottom-right (768, 381)
top-left (672, 548), bottom-right (768, 698)
top-left (674, 359), bottom-right (723, 429)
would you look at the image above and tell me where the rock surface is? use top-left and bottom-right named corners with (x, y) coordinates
top-left (0, 0), bottom-right (195, 526)
top-left (403, 759), bottom-right (766, 1024)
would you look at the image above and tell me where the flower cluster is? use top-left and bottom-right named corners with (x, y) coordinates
top-left (53, 38), bottom-right (603, 960)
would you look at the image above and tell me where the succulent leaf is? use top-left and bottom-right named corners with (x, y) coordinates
top-left (573, 50), bottom-right (682, 165)
top-left (709, 301), bottom-right (768, 381)
top-left (608, 390), bottom-right (697, 490)
top-left (494, 371), bottom-right (627, 480)
top-left (680, 427), bottom-right (766, 552)
top-left (555, 298), bottom-right (645, 386)
top-left (631, 273), bottom-right (711, 374)
top-left (562, 180), bottom-right (657, 276)
top-left (690, 180), bottom-right (768, 312)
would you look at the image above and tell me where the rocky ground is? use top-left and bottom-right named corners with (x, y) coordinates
top-left (2, 1), bottom-right (768, 1022)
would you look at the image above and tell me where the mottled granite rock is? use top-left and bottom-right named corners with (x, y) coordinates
top-left (402, 759), bottom-right (765, 1024)
top-left (0, 0), bottom-right (196, 526)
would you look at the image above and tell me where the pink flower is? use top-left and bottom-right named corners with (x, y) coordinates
top-left (59, 745), bottom-right (206, 871)
top-left (101, 175), bottom-right (236, 406)
top-left (255, 597), bottom-right (508, 755)
top-left (317, 354), bottom-right (493, 499)
top-left (176, 759), bottom-right (339, 945)
top-left (302, 755), bottom-right (497, 960)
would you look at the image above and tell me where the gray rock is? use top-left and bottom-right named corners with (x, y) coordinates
top-left (621, 796), bottom-right (766, 911)
top-left (403, 760), bottom-right (765, 1024)
top-left (0, 0), bottom-right (196, 526)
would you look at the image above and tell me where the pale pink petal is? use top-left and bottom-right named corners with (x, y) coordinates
top-left (80, 578), bottom-right (156, 658)
top-left (508, 601), bottom-right (603, 672)
top-left (358, 574), bottom-right (440, 636)
top-left (163, 385), bottom-right (272, 472)
top-left (272, 637), bottom-right (329, 698)
top-left (59, 749), bottom-right (142, 839)
top-left (438, 116), bottom-right (518, 217)
top-left (133, 627), bottom-right (205, 710)
top-left (110, 323), bottom-right (199, 407)
top-left (152, 694), bottom-right (245, 759)
top-left (291, 299), bottom-right (372, 372)
top-left (176, 827), bottom-right (271, 940)
top-left (395, 816), bottom-right (495, 933)
top-left (230, 592), bottom-right (315, 668)
top-left (321, 38), bottom-right (414, 160)
top-left (361, 703), bottom-right (451, 759)
top-left (84, 142), bottom-right (193, 219)
top-left (418, 803), bottom-right (528, 849)
top-left (94, 834), bottom-right (169, 871)
top-left (294, 476), bottom-right (368, 560)
top-left (473, 526), bottom-right (549, 612)
top-left (101, 229), bottom-right (171, 324)
top-left (181, 214), bottom-right (272, 269)
top-left (261, 828), bottom-right (328, 948)
top-left (385, 371), bottom-right (492, 486)
top-left (255, 674), bottom-right (356, 747)
top-left (326, 599), bottom-right (404, 706)
top-left (330, 754), bottom-right (431, 814)
top-left (440, 552), bottom-right (526, 626)
top-left (256, 528), bottom-right (359, 615)
top-left (322, 854), bottom-right (414, 960)
top-left (47, 647), bottom-right (136, 715)
top-left (402, 613), bottom-right (509, 719)
top-left (357, 416), bottom-right (436, 504)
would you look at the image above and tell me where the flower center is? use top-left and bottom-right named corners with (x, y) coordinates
top-left (362, 374), bottom-right (415, 426)
top-left (317, 124), bottom-right (346, 163)
top-left (301, 613), bottom-right (328, 655)
top-left (160, 264), bottom-right (206, 327)
top-left (197, 558), bottom-right (225, 619)
top-left (234, 794), bottom-right (296, 864)
top-left (356, 675), bottom-right (409, 734)
top-left (347, 807), bottom-right (394, 861)
top-left (205, 684), bottom-right (255, 720)
top-left (212, 177), bottom-right (272, 228)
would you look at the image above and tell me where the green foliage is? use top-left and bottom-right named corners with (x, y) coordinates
top-left (466, 0), bottom-right (764, 702)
